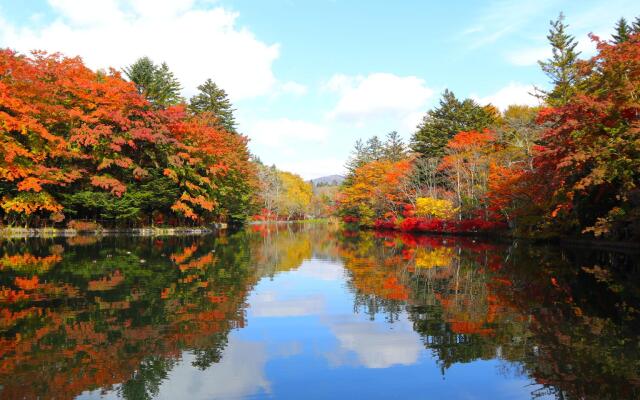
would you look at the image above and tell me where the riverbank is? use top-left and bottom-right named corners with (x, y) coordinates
top-left (0, 224), bottom-right (227, 238)
top-left (362, 224), bottom-right (640, 252)
top-left (250, 218), bottom-right (334, 225)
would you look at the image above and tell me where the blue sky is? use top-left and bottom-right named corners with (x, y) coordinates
top-left (1, 0), bottom-right (639, 178)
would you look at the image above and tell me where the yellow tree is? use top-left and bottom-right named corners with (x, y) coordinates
top-left (277, 171), bottom-right (312, 220)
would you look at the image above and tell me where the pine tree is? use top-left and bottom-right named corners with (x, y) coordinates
top-left (537, 13), bottom-right (581, 107)
top-left (366, 136), bottom-right (385, 161)
top-left (124, 57), bottom-right (155, 96)
top-left (153, 62), bottom-right (183, 106)
top-left (345, 139), bottom-right (368, 176)
top-left (124, 57), bottom-right (183, 108)
top-left (189, 78), bottom-right (238, 133)
top-left (410, 90), bottom-right (495, 158)
top-left (632, 16), bottom-right (640, 34)
top-left (383, 131), bottom-right (406, 161)
top-left (612, 18), bottom-right (631, 43)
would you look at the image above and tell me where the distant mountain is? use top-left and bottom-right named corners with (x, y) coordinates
top-left (310, 174), bottom-right (344, 187)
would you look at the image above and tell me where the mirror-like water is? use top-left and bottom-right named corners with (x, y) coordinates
top-left (0, 224), bottom-right (638, 400)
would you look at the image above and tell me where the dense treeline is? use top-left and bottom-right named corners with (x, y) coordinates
top-left (0, 51), bottom-right (256, 228)
top-left (253, 162), bottom-right (337, 220)
top-left (337, 14), bottom-right (640, 241)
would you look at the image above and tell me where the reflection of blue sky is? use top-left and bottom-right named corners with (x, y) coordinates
top-left (154, 339), bottom-right (271, 399)
top-left (322, 314), bottom-right (423, 369)
top-left (79, 258), bottom-right (550, 400)
top-left (238, 259), bottom-right (549, 399)
top-left (295, 259), bottom-right (345, 281)
top-left (250, 291), bottom-right (325, 318)
top-left (77, 337), bottom-right (271, 400)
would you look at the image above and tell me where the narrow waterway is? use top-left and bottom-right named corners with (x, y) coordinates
top-left (0, 224), bottom-right (638, 399)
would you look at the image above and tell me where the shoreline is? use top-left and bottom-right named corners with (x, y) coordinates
top-left (0, 224), bottom-right (227, 238)
top-left (2, 222), bottom-right (637, 251)
top-left (356, 226), bottom-right (640, 252)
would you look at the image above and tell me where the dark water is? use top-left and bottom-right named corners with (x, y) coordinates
top-left (0, 224), bottom-right (638, 400)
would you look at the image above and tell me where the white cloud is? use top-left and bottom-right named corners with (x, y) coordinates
top-left (402, 111), bottom-right (425, 132)
top-left (324, 73), bottom-right (354, 92)
top-left (0, 0), bottom-right (279, 99)
top-left (505, 0), bottom-right (640, 66)
top-left (461, 0), bottom-right (555, 48)
top-left (507, 46), bottom-right (549, 66)
top-left (324, 314), bottom-right (423, 369)
top-left (326, 73), bottom-right (433, 124)
top-left (275, 158), bottom-right (345, 181)
top-left (475, 82), bottom-right (541, 111)
top-left (279, 81), bottom-right (308, 96)
top-left (247, 118), bottom-right (328, 148)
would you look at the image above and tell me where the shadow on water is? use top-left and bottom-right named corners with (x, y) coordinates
top-left (0, 224), bottom-right (638, 399)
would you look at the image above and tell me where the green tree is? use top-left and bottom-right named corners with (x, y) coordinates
top-left (612, 18), bottom-right (632, 43)
top-left (345, 135), bottom-right (390, 180)
top-left (383, 131), bottom-right (406, 162)
top-left (189, 78), bottom-right (237, 133)
top-left (632, 16), bottom-right (640, 34)
top-left (124, 57), bottom-right (183, 108)
top-left (365, 135), bottom-right (385, 161)
top-left (411, 90), bottom-right (495, 158)
top-left (537, 13), bottom-right (581, 107)
top-left (345, 139), bottom-right (368, 177)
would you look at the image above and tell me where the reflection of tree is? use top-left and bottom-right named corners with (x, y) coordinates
top-left (250, 223), bottom-right (340, 277)
top-left (1, 226), bottom-right (638, 400)
top-left (0, 223), bottom-right (341, 399)
top-left (337, 230), bottom-right (640, 399)
top-left (0, 234), bottom-right (255, 399)
top-left (119, 356), bottom-right (176, 400)
top-left (191, 332), bottom-right (228, 370)
top-left (488, 245), bottom-right (640, 400)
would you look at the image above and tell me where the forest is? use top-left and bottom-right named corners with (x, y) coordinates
top-left (336, 15), bottom-right (640, 241)
top-left (0, 49), bottom-right (328, 228)
top-left (1, 14), bottom-right (639, 242)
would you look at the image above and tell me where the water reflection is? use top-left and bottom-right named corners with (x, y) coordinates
top-left (0, 225), bottom-right (638, 399)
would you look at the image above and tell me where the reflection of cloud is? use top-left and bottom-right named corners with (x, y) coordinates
top-left (272, 341), bottom-right (303, 358)
top-left (296, 260), bottom-right (345, 281)
top-left (324, 315), bottom-right (423, 369)
top-left (250, 291), bottom-right (325, 317)
top-left (157, 337), bottom-right (270, 399)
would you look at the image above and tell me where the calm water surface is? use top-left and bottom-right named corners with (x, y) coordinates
top-left (0, 224), bottom-right (638, 399)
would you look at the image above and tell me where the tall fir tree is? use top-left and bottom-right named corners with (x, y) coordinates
top-left (383, 131), bottom-right (406, 161)
top-left (124, 57), bottom-right (182, 108)
top-left (612, 18), bottom-right (631, 43)
top-left (365, 136), bottom-right (385, 161)
top-left (345, 139), bottom-right (368, 176)
top-left (410, 89), bottom-right (495, 158)
top-left (189, 79), bottom-right (238, 133)
top-left (537, 13), bottom-right (581, 107)
top-left (632, 16), bottom-right (640, 34)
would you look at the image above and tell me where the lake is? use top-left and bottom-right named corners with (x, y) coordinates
top-left (0, 224), bottom-right (638, 399)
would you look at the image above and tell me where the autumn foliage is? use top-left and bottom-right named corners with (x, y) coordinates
top-left (337, 32), bottom-right (640, 240)
top-left (0, 50), bottom-right (256, 227)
